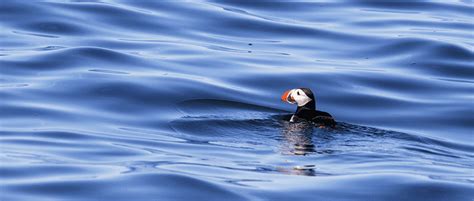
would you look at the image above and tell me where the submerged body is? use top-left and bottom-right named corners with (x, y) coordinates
top-left (293, 107), bottom-right (336, 127)
top-left (281, 88), bottom-right (336, 127)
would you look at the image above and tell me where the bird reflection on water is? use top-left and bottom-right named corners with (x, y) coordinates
top-left (276, 119), bottom-right (320, 176)
top-left (279, 120), bottom-right (315, 156)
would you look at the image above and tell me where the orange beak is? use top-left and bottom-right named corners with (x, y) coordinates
top-left (281, 89), bottom-right (295, 103)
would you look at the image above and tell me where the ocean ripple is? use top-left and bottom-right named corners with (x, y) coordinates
top-left (1, 1), bottom-right (473, 200)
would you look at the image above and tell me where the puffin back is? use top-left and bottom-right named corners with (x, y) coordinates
top-left (295, 108), bottom-right (336, 127)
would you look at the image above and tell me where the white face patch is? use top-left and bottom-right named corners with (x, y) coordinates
top-left (290, 89), bottom-right (312, 107)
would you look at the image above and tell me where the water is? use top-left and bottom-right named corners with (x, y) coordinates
top-left (1, 1), bottom-right (473, 200)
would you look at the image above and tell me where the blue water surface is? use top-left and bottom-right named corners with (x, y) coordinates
top-left (1, 1), bottom-right (473, 201)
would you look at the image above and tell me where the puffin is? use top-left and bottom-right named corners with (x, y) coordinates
top-left (281, 88), bottom-right (336, 127)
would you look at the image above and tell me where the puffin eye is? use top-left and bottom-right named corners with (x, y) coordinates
top-left (297, 91), bottom-right (300, 95)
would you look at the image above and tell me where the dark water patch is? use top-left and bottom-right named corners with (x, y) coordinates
top-left (18, 20), bottom-right (90, 35)
top-left (0, 47), bottom-right (153, 74)
top-left (425, 42), bottom-right (474, 61)
top-left (3, 173), bottom-right (249, 201)
top-left (413, 60), bottom-right (474, 80)
top-left (0, 0), bottom-right (52, 19)
top-left (205, 12), bottom-right (375, 42)
top-left (45, 1), bottom-right (172, 34)
top-left (251, 173), bottom-right (474, 201)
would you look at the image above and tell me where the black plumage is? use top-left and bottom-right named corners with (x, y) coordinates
top-left (290, 88), bottom-right (336, 127)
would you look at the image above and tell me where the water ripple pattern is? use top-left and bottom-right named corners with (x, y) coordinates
top-left (1, 1), bottom-right (473, 201)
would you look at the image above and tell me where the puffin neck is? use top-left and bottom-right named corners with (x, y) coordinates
top-left (297, 100), bottom-right (315, 111)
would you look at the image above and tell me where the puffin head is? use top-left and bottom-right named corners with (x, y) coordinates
top-left (281, 88), bottom-right (315, 109)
